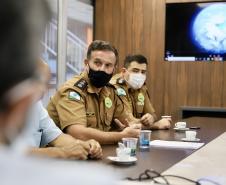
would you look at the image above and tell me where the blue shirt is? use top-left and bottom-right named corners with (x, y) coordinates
top-left (12, 101), bottom-right (62, 150)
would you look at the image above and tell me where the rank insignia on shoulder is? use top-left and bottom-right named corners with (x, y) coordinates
top-left (68, 91), bottom-right (81, 101)
top-left (138, 93), bottom-right (145, 103)
top-left (74, 78), bottom-right (88, 90)
top-left (116, 88), bottom-right (126, 96)
top-left (105, 97), bottom-right (112, 108)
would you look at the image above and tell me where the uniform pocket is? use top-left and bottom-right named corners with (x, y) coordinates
top-left (105, 112), bottom-right (112, 125)
top-left (136, 102), bottom-right (144, 114)
top-left (86, 112), bottom-right (97, 128)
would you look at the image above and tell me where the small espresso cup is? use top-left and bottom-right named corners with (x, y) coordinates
top-left (116, 147), bottom-right (131, 161)
top-left (175, 121), bottom-right (186, 129)
top-left (185, 130), bottom-right (197, 140)
top-left (161, 115), bottom-right (172, 119)
top-left (139, 130), bottom-right (151, 148)
top-left (122, 138), bottom-right (138, 156)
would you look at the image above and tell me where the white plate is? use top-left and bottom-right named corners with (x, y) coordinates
top-left (181, 138), bottom-right (200, 142)
top-left (107, 156), bottom-right (137, 164)
top-left (173, 127), bottom-right (190, 131)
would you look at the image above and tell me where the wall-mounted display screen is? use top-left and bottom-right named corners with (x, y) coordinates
top-left (165, 1), bottom-right (226, 61)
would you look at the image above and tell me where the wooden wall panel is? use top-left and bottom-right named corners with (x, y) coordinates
top-left (95, 0), bottom-right (226, 120)
top-left (223, 64), bottom-right (226, 107)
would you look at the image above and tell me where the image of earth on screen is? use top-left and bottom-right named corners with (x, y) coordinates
top-left (165, 2), bottom-right (226, 62)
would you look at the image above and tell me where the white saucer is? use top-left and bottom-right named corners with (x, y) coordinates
top-left (181, 138), bottom-right (200, 142)
top-left (173, 127), bottom-right (189, 131)
top-left (107, 156), bottom-right (137, 164)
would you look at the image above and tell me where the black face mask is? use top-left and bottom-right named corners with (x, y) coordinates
top-left (88, 67), bottom-right (113, 88)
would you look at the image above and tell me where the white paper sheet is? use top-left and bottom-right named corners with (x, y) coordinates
top-left (150, 140), bottom-right (204, 149)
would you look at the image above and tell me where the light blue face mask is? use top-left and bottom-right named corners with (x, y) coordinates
top-left (127, 73), bottom-right (146, 89)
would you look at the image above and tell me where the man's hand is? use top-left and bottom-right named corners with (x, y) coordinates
top-left (153, 118), bottom-right (171, 130)
top-left (59, 142), bottom-right (90, 160)
top-left (121, 125), bottom-right (141, 138)
top-left (86, 139), bottom-right (103, 159)
top-left (114, 118), bottom-right (141, 130)
top-left (141, 113), bottom-right (155, 126)
top-left (114, 118), bottom-right (141, 138)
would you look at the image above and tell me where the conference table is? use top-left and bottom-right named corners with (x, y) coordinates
top-left (95, 116), bottom-right (226, 179)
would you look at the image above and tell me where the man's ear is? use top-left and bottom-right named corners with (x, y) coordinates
top-left (84, 59), bottom-right (89, 66)
top-left (84, 59), bottom-right (89, 71)
top-left (121, 67), bottom-right (127, 76)
top-left (112, 65), bottom-right (117, 74)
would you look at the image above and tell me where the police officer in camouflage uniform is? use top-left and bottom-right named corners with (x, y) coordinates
top-left (110, 54), bottom-right (171, 130)
top-left (47, 40), bottom-right (141, 144)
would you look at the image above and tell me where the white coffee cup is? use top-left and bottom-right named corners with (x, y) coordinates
top-left (116, 148), bottom-right (131, 161)
top-left (185, 130), bottom-right (197, 140)
top-left (161, 115), bottom-right (172, 121)
top-left (175, 121), bottom-right (186, 129)
top-left (161, 115), bottom-right (172, 119)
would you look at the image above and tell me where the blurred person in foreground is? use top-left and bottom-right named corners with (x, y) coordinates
top-left (110, 54), bottom-right (171, 130)
top-left (0, 1), bottom-right (117, 185)
top-left (47, 40), bottom-right (141, 144)
top-left (13, 60), bottom-right (102, 160)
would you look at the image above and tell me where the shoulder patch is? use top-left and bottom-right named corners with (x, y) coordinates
top-left (68, 91), bottom-right (81, 101)
top-left (116, 88), bottom-right (126, 96)
top-left (74, 78), bottom-right (88, 90)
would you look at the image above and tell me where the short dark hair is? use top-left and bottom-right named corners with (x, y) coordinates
top-left (87, 40), bottom-right (119, 65)
top-left (0, 0), bottom-right (50, 109)
top-left (124, 54), bottom-right (148, 68)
